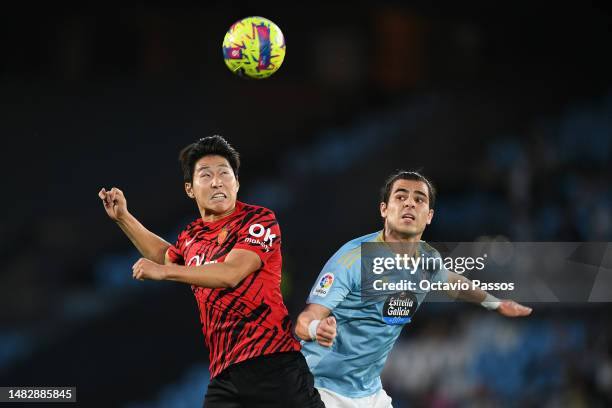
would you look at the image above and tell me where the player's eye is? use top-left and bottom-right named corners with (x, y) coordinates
top-left (396, 195), bottom-right (406, 201)
top-left (416, 197), bottom-right (424, 203)
top-left (201, 172), bottom-right (211, 178)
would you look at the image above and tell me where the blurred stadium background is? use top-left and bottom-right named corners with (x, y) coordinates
top-left (1, 2), bottom-right (611, 407)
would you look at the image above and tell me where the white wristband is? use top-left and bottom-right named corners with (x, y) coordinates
top-left (308, 319), bottom-right (321, 341)
top-left (481, 293), bottom-right (501, 310)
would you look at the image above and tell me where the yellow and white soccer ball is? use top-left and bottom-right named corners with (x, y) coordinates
top-left (222, 16), bottom-right (286, 79)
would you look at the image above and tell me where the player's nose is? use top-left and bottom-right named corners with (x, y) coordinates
top-left (211, 175), bottom-right (224, 188)
top-left (404, 196), bottom-right (416, 208)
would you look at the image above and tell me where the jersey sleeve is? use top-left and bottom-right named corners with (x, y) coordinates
top-left (166, 230), bottom-right (186, 265)
top-left (430, 252), bottom-right (450, 284)
top-left (307, 246), bottom-right (360, 311)
top-left (231, 209), bottom-right (281, 265)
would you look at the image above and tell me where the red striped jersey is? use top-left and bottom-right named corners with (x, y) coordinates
top-left (166, 201), bottom-right (300, 378)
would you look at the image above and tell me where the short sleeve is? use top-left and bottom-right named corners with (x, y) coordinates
top-left (419, 245), bottom-right (450, 284)
top-left (430, 258), bottom-right (450, 284)
top-left (231, 209), bottom-right (281, 265)
top-left (166, 230), bottom-right (186, 265)
top-left (307, 246), bottom-right (359, 311)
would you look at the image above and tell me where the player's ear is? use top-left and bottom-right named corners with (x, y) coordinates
top-left (185, 182), bottom-right (195, 199)
top-left (426, 208), bottom-right (434, 225)
top-left (235, 179), bottom-right (240, 193)
top-left (380, 201), bottom-right (388, 219)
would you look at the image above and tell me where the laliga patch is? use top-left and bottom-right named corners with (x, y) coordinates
top-left (312, 273), bottom-right (334, 297)
top-left (382, 292), bottom-right (417, 325)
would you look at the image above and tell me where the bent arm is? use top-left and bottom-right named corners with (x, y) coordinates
top-left (99, 187), bottom-right (170, 264)
top-left (117, 212), bottom-right (171, 264)
top-left (164, 248), bottom-right (261, 288)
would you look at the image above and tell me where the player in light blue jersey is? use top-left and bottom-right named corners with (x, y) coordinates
top-left (295, 171), bottom-right (532, 408)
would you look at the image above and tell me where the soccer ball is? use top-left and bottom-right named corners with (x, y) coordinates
top-left (222, 16), bottom-right (286, 79)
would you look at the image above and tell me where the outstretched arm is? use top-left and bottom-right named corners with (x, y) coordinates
top-left (295, 304), bottom-right (337, 347)
top-left (445, 271), bottom-right (532, 317)
top-left (99, 187), bottom-right (170, 264)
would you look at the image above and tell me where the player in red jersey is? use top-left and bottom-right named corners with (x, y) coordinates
top-left (99, 135), bottom-right (324, 408)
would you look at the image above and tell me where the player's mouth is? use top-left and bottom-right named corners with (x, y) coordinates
top-left (401, 213), bottom-right (416, 222)
top-left (210, 193), bottom-right (227, 202)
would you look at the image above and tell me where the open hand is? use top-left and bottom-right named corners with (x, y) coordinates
top-left (497, 300), bottom-right (532, 317)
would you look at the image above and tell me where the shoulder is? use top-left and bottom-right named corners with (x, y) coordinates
top-left (185, 217), bottom-right (203, 231)
top-left (177, 218), bottom-right (203, 237)
top-left (337, 231), bottom-right (382, 253)
top-left (237, 201), bottom-right (276, 219)
top-left (418, 241), bottom-right (448, 277)
top-left (419, 241), bottom-right (442, 259)
top-left (329, 231), bottom-right (381, 268)
top-left (314, 233), bottom-right (380, 291)
top-left (170, 218), bottom-right (203, 252)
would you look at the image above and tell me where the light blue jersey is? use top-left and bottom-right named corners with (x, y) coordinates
top-left (301, 231), bottom-right (449, 398)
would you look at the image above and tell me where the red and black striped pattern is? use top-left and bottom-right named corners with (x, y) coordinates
top-left (167, 201), bottom-right (300, 378)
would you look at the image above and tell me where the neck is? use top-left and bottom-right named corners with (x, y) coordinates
top-left (200, 203), bottom-right (237, 222)
top-left (383, 225), bottom-right (422, 257)
top-left (383, 224), bottom-right (422, 243)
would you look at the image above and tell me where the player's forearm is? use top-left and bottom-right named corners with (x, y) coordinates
top-left (295, 304), bottom-right (333, 342)
top-left (116, 212), bottom-right (170, 264)
top-left (295, 310), bottom-right (318, 342)
top-left (444, 273), bottom-right (485, 302)
top-left (163, 263), bottom-right (240, 288)
top-left (446, 273), bottom-right (500, 308)
top-left (456, 280), bottom-right (488, 303)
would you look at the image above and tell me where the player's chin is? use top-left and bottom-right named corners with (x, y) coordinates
top-left (207, 200), bottom-right (233, 213)
top-left (396, 225), bottom-right (419, 236)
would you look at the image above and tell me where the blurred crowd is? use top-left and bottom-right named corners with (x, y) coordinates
top-left (383, 306), bottom-right (612, 407)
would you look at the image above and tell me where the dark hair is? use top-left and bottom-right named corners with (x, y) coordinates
top-left (179, 135), bottom-right (240, 182)
top-left (380, 170), bottom-right (436, 208)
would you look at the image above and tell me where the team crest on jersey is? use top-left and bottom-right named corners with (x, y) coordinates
top-left (313, 273), bottom-right (334, 297)
top-left (217, 227), bottom-right (228, 245)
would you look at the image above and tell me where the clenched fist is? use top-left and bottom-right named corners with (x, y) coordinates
top-left (132, 258), bottom-right (167, 281)
top-left (98, 187), bottom-right (129, 222)
top-left (316, 316), bottom-right (337, 347)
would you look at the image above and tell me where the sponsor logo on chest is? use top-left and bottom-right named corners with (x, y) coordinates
top-left (382, 292), bottom-right (417, 325)
top-left (244, 223), bottom-right (276, 251)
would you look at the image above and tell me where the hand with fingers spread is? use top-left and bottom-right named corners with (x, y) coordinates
top-left (132, 258), bottom-right (167, 281)
top-left (98, 187), bottom-right (129, 222)
top-left (315, 316), bottom-right (337, 347)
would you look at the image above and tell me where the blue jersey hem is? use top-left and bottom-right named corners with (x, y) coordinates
top-left (314, 378), bottom-right (382, 399)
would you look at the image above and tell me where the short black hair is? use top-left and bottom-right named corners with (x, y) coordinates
top-left (179, 135), bottom-right (240, 182)
top-left (380, 170), bottom-right (436, 208)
